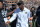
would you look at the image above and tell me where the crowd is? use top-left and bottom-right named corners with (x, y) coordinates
top-left (0, 0), bottom-right (40, 27)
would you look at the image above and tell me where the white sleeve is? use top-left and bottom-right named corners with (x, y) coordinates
top-left (4, 18), bottom-right (8, 23)
top-left (9, 13), bottom-right (17, 22)
top-left (28, 10), bottom-right (31, 18)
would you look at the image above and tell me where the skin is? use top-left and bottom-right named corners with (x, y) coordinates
top-left (0, 2), bottom-right (3, 10)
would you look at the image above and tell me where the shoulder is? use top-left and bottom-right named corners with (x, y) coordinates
top-left (14, 8), bottom-right (20, 13)
top-left (24, 7), bottom-right (30, 12)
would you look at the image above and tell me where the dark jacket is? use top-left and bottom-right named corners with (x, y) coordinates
top-left (36, 9), bottom-right (40, 25)
top-left (0, 11), bottom-right (6, 27)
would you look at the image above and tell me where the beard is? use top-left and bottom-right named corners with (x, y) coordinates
top-left (0, 8), bottom-right (3, 11)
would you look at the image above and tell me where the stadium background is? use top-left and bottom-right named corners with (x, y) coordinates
top-left (3, 0), bottom-right (40, 9)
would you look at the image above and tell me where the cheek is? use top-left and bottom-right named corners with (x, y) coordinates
top-left (0, 4), bottom-right (3, 7)
top-left (21, 6), bottom-right (23, 8)
top-left (22, 5), bottom-right (24, 7)
top-left (1, 5), bottom-right (3, 8)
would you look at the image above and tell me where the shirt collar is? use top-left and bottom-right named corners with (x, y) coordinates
top-left (19, 7), bottom-right (25, 11)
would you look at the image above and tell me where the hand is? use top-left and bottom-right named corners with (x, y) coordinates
top-left (7, 21), bottom-right (10, 23)
top-left (5, 21), bottom-right (10, 25)
top-left (8, 16), bottom-right (10, 20)
top-left (29, 17), bottom-right (33, 21)
top-left (5, 22), bottom-right (8, 25)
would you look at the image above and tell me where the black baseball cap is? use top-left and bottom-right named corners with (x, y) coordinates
top-left (17, 1), bottom-right (24, 6)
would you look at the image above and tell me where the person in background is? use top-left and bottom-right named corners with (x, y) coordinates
top-left (6, 1), bottom-right (31, 27)
top-left (0, 0), bottom-right (6, 27)
top-left (30, 7), bottom-right (36, 27)
top-left (6, 3), bottom-right (17, 27)
top-left (31, 7), bottom-right (36, 17)
top-left (7, 3), bottom-right (17, 17)
top-left (36, 6), bottom-right (40, 27)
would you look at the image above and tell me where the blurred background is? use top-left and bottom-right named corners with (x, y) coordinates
top-left (3, 0), bottom-right (40, 9)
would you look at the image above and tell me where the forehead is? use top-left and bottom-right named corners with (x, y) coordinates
top-left (20, 4), bottom-right (24, 6)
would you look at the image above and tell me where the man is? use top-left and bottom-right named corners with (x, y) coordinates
top-left (31, 7), bottom-right (36, 27)
top-left (0, 0), bottom-right (6, 27)
top-left (36, 6), bottom-right (40, 27)
top-left (6, 1), bottom-right (31, 27)
top-left (31, 7), bottom-right (36, 16)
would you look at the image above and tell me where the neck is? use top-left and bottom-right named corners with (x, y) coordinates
top-left (20, 8), bottom-right (24, 11)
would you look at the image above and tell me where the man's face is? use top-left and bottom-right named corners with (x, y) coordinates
top-left (32, 8), bottom-right (34, 10)
top-left (0, 2), bottom-right (3, 9)
top-left (12, 3), bottom-right (17, 10)
top-left (19, 4), bottom-right (24, 10)
top-left (12, 5), bottom-right (16, 9)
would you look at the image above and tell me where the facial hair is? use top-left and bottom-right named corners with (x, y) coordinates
top-left (0, 8), bottom-right (3, 11)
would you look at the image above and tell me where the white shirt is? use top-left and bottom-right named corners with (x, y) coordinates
top-left (9, 7), bottom-right (31, 27)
